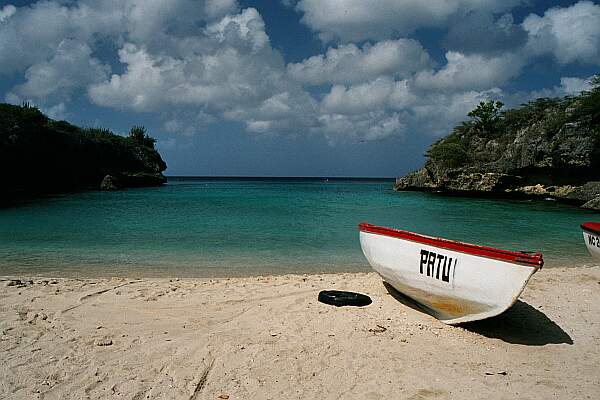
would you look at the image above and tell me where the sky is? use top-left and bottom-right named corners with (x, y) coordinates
top-left (1, 0), bottom-right (599, 177)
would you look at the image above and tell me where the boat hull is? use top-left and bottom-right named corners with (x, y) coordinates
top-left (582, 229), bottom-right (600, 260)
top-left (359, 226), bottom-right (541, 324)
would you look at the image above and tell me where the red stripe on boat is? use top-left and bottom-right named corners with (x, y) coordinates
top-left (358, 223), bottom-right (543, 267)
top-left (581, 222), bottom-right (600, 236)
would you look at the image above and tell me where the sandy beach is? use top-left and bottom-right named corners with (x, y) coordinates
top-left (1, 266), bottom-right (599, 399)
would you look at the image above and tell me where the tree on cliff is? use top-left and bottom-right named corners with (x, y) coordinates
top-left (424, 100), bottom-right (503, 168)
top-left (1, 103), bottom-right (167, 202)
top-left (576, 74), bottom-right (600, 127)
top-left (128, 125), bottom-right (156, 148)
top-left (575, 74), bottom-right (600, 164)
top-left (467, 100), bottom-right (503, 134)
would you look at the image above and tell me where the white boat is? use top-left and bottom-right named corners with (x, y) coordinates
top-left (581, 222), bottom-right (600, 260)
top-left (359, 223), bottom-right (543, 324)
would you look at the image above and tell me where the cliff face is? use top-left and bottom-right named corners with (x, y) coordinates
top-left (395, 92), bottom-right (600, 210)
top-left (0, 103), bottom-right (167, 202)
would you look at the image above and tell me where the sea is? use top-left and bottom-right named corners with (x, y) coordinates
top-left (0, 177), bottom-right (597, 277)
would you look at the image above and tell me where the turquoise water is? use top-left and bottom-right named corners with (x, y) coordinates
top-left (0, 178), bottom-right (597, 277)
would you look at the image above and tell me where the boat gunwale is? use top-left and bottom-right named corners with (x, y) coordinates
top-left (581, 222), bottom-right (600, 236)
top-left (359, 222), bottom-right (543, 267)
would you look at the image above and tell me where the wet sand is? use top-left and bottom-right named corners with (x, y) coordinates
top-left (1, 266), bottom-right (599, 399)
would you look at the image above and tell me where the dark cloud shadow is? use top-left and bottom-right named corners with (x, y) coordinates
top-left (383, 281), bottom-right (572, 346)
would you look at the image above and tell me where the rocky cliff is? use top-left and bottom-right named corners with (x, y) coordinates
top-left (1, 103), bottom-right (167, 203)
top-left (395, 80), bottom-right (600, 210)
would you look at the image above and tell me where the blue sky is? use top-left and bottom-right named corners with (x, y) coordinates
top-left (1, 0), bottom-right (599, 177)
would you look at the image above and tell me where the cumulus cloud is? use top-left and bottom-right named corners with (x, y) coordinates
top-left (89, 7), bottom-right (319, 135)
top-left (413, 51), bottom-right (525, 92)
top-left (1, 0), bottom-right (598, 145)
top-left (523, 1), bottom-right (600, 65)
top-left (293, 0), bottom-right (524, 42)
top-left (204, 0), bottom-right (239, 20)
top-left (1, 1), bottom-right (323, 138)
top-left (90, 9), bottom-right (286, 110)
top-left (322, 78), bottom-right (396, 114)
top-left (9, 39), bottom-right (109, 103)
top-left (288, 39), bottom-right (431, 85)
top-left (88, 44), bottom-right (182, 111)
top-left (322, 78), bottom-right (419, 115)
top-left (559, 76), bottom-right (593, 95)
top-left (224, 90), bottom-right (319, 134)
top-left (0, 1), bottom-right (82, 74)
top-left (0, 0), bottom-right (239, 74)
top-left (520, 75), bottom-right (595, 101)
top-left (444, 12), bottom-right (527, 55)
top-left (206, 7), bottom-right (268, 50)
top-left (0, 0), bottom-right (243, 113)
top-left (318, 111), bottom-right (406, 142)
top-left (163, 111), bottom-right (216, 137)
top-left (44, 102), bottom-right (68, 120)
top-left (0, 4), bottom-right (16, 22)
top-left (317, 76), bottom-right (504, 139)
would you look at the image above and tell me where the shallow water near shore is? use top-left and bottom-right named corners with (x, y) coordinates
top-left (0, 177), bottom-right (597, 277)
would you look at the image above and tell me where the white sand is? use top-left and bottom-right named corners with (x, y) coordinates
top-left (1, 267), bottom-right (599, 399)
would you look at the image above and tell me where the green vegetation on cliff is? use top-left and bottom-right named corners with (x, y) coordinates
top-left (0, 103), bottom-right (167, 202)
top-left (397, 75), bottom-right (600, 210)
top-left (427, 90), bottom-right (599, 174)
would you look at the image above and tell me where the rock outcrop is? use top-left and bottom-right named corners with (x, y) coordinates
top-left (395, 91), bottom-right (600, 210)
top-left (100, 175), bottom-right (120, 191)
top-left (0, 103), bottom-right (167, 203)
top-left (583, 196), bottom-right (600, 210)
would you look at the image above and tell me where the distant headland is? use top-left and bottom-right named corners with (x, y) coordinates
top-left (0, 103), bottom-right (167, 204)
top-left (395, 75), bottom-right (600, 211)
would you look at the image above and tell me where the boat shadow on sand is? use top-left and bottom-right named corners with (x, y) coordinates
top-left (383, 282), bottom-right (573, 346)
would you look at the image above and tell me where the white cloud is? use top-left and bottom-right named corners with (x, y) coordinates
top-left (2, 0), bottom-right (597, 146)
top-left (0, 0), bottom-right (240, 75)
top-left (523, 0), bottom-right (600, 65)
top-left (88, 9), bottom-right (289, 111)
top-left (414, 51), bottom-right (525, 92)
top-left (322, 78), bottom-right (395, 114)
top-left (224, 90), bottom-right (319, 134)
top-left (520, 75), bottom-right (595, 100)
top-left (204, 0), bottom-right (239, 20)
top-left (288, 39), bottom-right (431, 85)
top-left (0, 1), bottom-right (80, 74)
top-left (444, 12), bottom-right (527, 55)
top-left (559, 76), bottom-right (593, 95)
top-left (0, 4), bottom-right (16, 22)
top-left (44, 102), bottom-right (68, 120)
top-left (316, 86), bottom-right (502, 141)
top-left (88, 7), bottom-right (319, 135)
top-left (318, 111), bottom-right (406, 142)
top-left (0, 0), bottom-right (242, 114)
top-left (294, 0), bottom-right (524, 42)
top-left (206, 7), bottom-right (269, 51)
top-left (88, 44), bottom-right (185, 111)
top-left (163, 115), bottom-right (213, 137)
top-left (1, 0), bottom-right (321, 138)
top-left (9, 39), bottom-right (109, 102)
top-left (317, 75), bottom-right (505, 140)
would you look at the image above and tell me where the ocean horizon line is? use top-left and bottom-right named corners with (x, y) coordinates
top-left (166, 175), bottom-right (395, 181)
